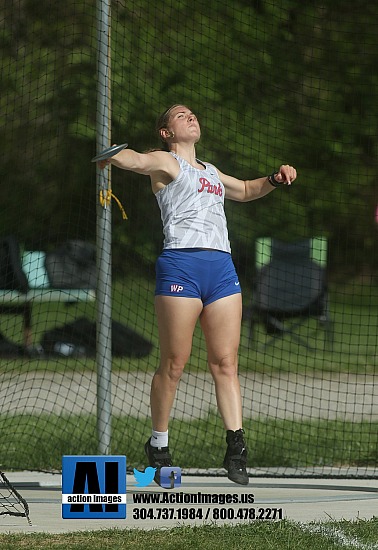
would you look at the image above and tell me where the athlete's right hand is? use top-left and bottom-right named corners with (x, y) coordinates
top-left (98, 158), bottom-right (111, 170)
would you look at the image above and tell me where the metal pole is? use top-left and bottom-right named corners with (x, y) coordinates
top-left (96, 0), bottom-right (112, 455)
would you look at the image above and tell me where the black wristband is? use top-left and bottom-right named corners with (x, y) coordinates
top-left (268, 172), bottom-right (283, 188)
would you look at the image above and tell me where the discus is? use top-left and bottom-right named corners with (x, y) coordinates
top-left (91, 143), bottom-right (128, 162)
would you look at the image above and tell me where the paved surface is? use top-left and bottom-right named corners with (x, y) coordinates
top-left (1, 370), bottom-right (377, 420)
top-left (1, 471), bottom-right (377, 533)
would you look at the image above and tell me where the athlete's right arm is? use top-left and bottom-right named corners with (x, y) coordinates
top-left (99, 149), bottom-right (176, 177)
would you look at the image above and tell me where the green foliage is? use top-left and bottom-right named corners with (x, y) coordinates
top-left (0, 0), bottom-right (377, 274)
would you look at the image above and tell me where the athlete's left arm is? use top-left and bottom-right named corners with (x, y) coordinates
top-left (217, 165), bottom-right (297, 202)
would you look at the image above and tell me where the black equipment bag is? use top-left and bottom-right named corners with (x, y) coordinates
top-left (41, 317), bottom-right (153, 358)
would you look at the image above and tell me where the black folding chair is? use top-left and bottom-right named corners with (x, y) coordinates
top-left (248, 237), bottom-right (333, 351)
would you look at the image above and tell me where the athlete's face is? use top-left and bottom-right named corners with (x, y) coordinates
top-left (167, 106), bottom-right (201, 143)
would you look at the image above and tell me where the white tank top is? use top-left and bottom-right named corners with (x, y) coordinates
top-left (155, 152), bottom-right (231, 252)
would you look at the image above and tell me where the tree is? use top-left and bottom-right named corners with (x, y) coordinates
top-left (1, 0), bottom-right (377, 276)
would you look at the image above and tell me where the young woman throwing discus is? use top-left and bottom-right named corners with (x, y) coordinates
top-left (99, 104), bottom-right (297, 486)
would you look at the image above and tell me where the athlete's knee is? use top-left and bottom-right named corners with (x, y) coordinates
top-left (208, 352), bottom-right (238, 378)
top-left (157, 355), bottom-right (187, 383)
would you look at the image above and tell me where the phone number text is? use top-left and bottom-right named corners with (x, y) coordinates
top-left (132, 507), bottom-right (283, 521)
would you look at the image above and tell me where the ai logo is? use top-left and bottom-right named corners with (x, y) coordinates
top-left (62, 455), bottom-right (126, 519)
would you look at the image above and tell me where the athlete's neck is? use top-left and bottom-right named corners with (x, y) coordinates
top-left (170, 144), bottom-right (201, 169)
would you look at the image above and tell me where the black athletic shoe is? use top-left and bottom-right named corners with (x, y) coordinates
top-left (144, 438), bottom-right (173, 487)
top-left (223, 429), bottom-right (249, 485)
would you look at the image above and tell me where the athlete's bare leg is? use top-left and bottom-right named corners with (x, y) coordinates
top-left (152, 295), bottom-right (203, 431)
top-left (199, 293), bottom-right (243, 431)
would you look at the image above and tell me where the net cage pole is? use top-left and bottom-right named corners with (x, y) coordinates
top-left (96, 0), bottom-right (112, 455)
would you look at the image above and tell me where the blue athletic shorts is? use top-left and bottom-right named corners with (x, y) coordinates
top-left (155, 249), bottom-right (241, 306)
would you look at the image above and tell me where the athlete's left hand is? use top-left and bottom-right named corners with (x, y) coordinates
top-left (275, 165), bottom-right (297, 186)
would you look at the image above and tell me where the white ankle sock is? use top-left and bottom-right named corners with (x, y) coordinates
top-left (150, 429), bottom-right (168, 448)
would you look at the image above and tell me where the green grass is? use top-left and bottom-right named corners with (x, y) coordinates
top-left (0, 520), bottom-right (378, 549)
top-left (1, 413), bottom-right (377, 471)
top-left (0, 278), bottom-right (377, 374)
top-left (0, 278), bottom-right (377, 473)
